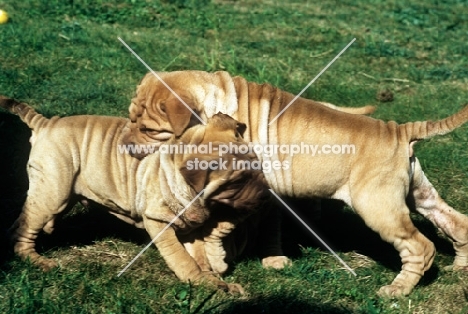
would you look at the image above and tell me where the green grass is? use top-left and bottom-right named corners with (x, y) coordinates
top-left (1, 0), bottom-right (468, 312)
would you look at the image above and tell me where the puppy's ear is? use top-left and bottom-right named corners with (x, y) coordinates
top-left (165, 98), bottom-right (197, 137)
top-left (209, 113), bottom-right (247, 138)
top-left (179, 165), bottom-right (208, 194)
top-left (236, 122), bottom-right (247, 138)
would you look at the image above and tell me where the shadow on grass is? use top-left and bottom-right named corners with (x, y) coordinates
top-left (176, 287), bottom-right (355, 314)
top-left (280, 198), bottom-right (451, 286)
top-left (0, 113), bottom-right (30, 264)
top-left (204, 294), bottom-right (353, 314)
top-left (281, 198), bottom-right (400, 269)
top-left (36, 205), bottom-right (150, 253)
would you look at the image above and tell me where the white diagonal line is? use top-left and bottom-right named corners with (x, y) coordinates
top-left (118, 37), bottom-right (206, 125)
top-left (269, 189), bottom-right (357, 276)
top-left (117, 189), bottom-right (205, 277)
top-left (269, 38), bottom-right (356, 125)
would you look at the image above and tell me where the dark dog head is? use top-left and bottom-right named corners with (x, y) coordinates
top-left (174, 113), bottom-right (270, 219)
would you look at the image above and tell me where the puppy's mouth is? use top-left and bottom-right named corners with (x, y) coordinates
top-left (141, 128), bottom-right (173, 141)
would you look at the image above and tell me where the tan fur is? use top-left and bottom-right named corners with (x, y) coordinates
top-left (1, 96), bottom-right (286, 293)
top-left (124, 72), bottom-right (375, 159)
top-left (123, 71), bottom-right (468, 297)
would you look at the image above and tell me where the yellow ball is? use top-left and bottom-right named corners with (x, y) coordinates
top-left (0, 10), bottom-right (9, 24)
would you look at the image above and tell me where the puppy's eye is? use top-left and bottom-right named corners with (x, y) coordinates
top-left (145, 129), bottom-right (158, 136)
top-left (160, 103), bottom-right (166, 113)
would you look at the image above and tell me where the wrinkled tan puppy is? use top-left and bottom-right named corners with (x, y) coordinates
top-left (124, 70), bottom-right (468, 297)
top-left (0, 96), bottom-right (282, 293)
top-left (124, 71), bottom-right (375, 158)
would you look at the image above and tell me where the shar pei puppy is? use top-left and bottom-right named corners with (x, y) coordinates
top-left (123, 70), bottom-right (468, 297)
top-left (0, 96), bottom-right (286, 293)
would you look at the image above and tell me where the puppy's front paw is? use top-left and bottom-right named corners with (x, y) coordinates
top-left (447, 255), bottom-right (468, 271)
top-left (262, 256), bottom-right (292, 269)
top-left (194, 271), bottom-right (227, 289)
top-left (194, 271), bottom-right (244, 295)
top-left (377, 284), bottom-right (410, 298)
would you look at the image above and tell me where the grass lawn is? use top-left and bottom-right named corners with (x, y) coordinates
top-left (1, 0), bottom-right (468, 313)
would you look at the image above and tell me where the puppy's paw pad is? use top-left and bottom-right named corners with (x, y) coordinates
top-left (262, 256), bottom-right (292, 269)
top-left (377, 284), bottom-right (409, 298)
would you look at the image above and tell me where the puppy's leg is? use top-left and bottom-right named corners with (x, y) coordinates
top-left (410, 157), bottom-right (468, 270)
top-left (143, 216), bottom-right (244, 294)
top-left (258, 206), bottom-right (291, 270)
top-left (10, 208), bottom-right (58, 271)
top-left (353, 185), bottom-right (435, 297)
top-left (203, 221), bottom-right (235, 275)
top-left (179, 231), bottom-right (212, 272)
top-left (9, 163), bottom-right (73, 270)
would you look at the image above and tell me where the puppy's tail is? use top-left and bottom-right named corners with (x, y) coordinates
top-left (401, 104), bottom-right (468, 141)
top-left (0, 96), bottom-right (49, 130)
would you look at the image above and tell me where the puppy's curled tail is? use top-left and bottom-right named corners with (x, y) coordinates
top-left (0, 96), bottom-right (49, 130)
top-left (402, 104), bottom-right (468, 141)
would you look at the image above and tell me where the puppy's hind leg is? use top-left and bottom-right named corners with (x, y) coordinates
top-left (10, 201), bottom-right (69, 271)
top-left (410, 157), bottom-right (468, 270)
top-left (352, 184), bottom-right (435, 297)
top-left (9, 161), bottom-right (74, 271)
